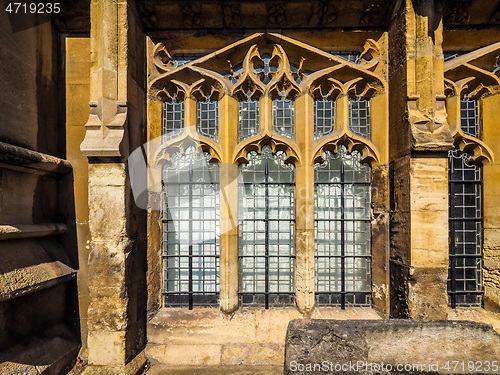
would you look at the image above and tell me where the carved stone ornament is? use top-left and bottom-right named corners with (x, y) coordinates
top-left (444, 41), bottom-right (500, 163)
top-left (149, 33), bottom-right (387, 165)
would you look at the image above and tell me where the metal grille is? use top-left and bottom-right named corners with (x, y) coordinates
top-left (197, 99), bottom-right (219, 141)
top-left (460, 95), bottom-right (479, 138)
top-left (314, 98), bottom-right (335, 139)
top-left (239, 97), bottom-right (259, 142)
top-left (314, 146), bottom-right (371, 308)
top-left (448, 149), bottom-right (482, 307)
top-left (273, 92), bottom-right (294, 140)
top-left (238, 145), bottom-right (295, 308)
top-left (162, 148), bottom-right (220, 309)
top-left (162, 99), bottom-right (184, 141)
top-left (172, 53), bottom-right (206, 67)
top-left (349, 97), bottom-right (371, 140)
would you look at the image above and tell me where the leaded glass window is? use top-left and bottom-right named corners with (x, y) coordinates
top-left (349, 97), bottom-right (371, 140)
top-left (273, 91), bottom-right (294, 140)
top-left (448, 149), bottom-right (482, 307)
top-left (460, 95), bottom-right (479, 138)
top-left (197, 97), bottom-right (219, 141)
top-left (314, 146), bottom-right (371, 308)
top-left (314, 98), bottom-right (335, 139)
top-left (238, 145), bottom-right (295, 308)
top-left (162, 148), bottom-right (220, 309)
top-left (239, 95), bottom-right (259, 142)
top-left (162, 98), bottom-right (184, 142)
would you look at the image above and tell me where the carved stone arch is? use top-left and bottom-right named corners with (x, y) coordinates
top-left (152, 42), bottom-right (175, 73)
top-left (266, 44), bottom-right (301, 99)
top-left (230, 44), bottom-right (267, 100)
top-left (149, 65), bottom-right (230, 101)
top-left (302, 64), bottom-right (386, 99)
top-left (453, 134), bottom-right (494, 165)
top-left (152, 130), bottom-right (223, 167)
top-left (312, 132), bottom-right (380, 166)
top-left (233, 134), bottom-right (301, 166)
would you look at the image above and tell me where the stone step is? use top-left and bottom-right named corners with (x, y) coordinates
top-left (146, 365), bottom-right (283, 375)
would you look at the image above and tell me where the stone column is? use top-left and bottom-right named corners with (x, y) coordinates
top-left (219, 95), bottom-right (239, 313)
top-left (294, 94), bottom-right (315, 314)
top-left (388, 0), bottom-right (453, 319)
top-left (81, 0), bottom-right (147, 372)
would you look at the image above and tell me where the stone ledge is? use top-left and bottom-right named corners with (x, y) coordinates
top-left (0, 326), bottom-right (79, 375)
top-left (284, 319), bottom-right (500, 375)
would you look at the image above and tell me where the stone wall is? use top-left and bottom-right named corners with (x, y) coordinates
top-left (0, 10), bottom-right (80, 374)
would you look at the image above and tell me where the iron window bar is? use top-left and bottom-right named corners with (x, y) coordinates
top-left (448, 149), bottom-right (482, 308)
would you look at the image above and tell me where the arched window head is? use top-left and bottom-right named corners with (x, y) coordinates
top-left (238, 145), bottom-right (295, 308)
top-left (314, 145), bottom-right (371, 308)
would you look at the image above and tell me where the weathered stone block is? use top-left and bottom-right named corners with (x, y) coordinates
top-left (284, 320), bottom-right (500, 374)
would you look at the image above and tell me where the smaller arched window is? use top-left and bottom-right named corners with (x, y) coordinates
top-left (349, 96), bottom-right (371, 140)
top-left (448, 150), bottom-right (482, 307)
top-left (238, 91), bottom-right (260, 142)
top-left (460, 94), bottom-right (479, 138)
top-left (162, 95), bottom-right (184, 141)
top-left (273, 90), bottom-right (295, 140)
top-left (238, 145), bottom-right (295, 308)
top-left (314, 146), bottom-right (371, 308)
top-left (197, 95), bottom-right (219, 141)
top-left (314, 96), bottom-right (335, 140)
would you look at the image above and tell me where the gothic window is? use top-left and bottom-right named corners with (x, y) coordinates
top-left (273, 91), bottom-right (294, 140)
top-left (314, 146), bottom-right (371, 308)
top-left (162, 148), bottom-right (220, 309)
top-left (349, 96), bottom-right (371, 140)
top-left (448, 150), bottom-right (482, 307)
top-left (460, 95), bottom-right (479, 138)
top-left (314, 97), bottom-right (335, 140)
top-left (238, 146), bottom-right (295, 308)
top-left (197, 96), bottom-right (219, 141)
top-left (151, 33), bottom-right (386, 312)
top-left (162, 97), bottom-right (184, 141)
top-left (238, 93), bottom-right (259, 142)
